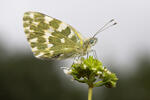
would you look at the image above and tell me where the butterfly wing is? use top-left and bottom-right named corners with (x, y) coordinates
top-left (23, 12), bottom-right (84, 60)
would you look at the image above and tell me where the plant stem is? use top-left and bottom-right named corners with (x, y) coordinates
top-left (88, 87), bottom-right (93, 100)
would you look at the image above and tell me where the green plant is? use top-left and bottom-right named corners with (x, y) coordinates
top-left (63, 56), bottom-right (118, 100)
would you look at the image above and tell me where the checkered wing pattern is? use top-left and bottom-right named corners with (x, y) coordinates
top-left (23, 12), bottom-right (83, 60)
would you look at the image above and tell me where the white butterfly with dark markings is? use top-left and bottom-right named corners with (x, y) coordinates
top-left (23, 12), bottom-right (116, 60)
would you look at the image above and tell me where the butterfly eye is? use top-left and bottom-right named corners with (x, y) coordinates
top-left (89, 38), bottom-right (97, 46)
top-left (90, 39), bottom-right (96, 44)
top-left (90, 40), bottom-right (94, 44)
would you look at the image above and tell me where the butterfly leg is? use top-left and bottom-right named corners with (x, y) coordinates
top-left (93, 49), bottom-right (98, 59)
top-left (92, 49), bottom-right (98, 59)
top-left (73, 56), bottom-right (81, 64)
top-left (86, 52), bottom-right (89, 58)
top-left (73, 57), bottom-right (77, 64)
top-left (89, 49), bottom-right (98, 59)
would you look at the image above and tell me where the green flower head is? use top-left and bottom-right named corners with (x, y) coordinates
top-left (63, 56), bottom-right (118, 88)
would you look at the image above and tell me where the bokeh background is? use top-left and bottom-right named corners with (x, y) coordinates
top-left (0, 0), bottom-right (150, 100)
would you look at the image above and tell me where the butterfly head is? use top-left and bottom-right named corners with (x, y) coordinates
top-left (88, 37), bottom-right (97, 46)
top-left (83, 37), bottom-right (97, 50)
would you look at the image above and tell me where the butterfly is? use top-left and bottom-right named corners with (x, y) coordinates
top-left (23, 11), bottom-right (116, 60)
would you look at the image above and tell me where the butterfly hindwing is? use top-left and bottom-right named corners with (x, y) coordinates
top-left (23, 12), bottom-right (83, 60)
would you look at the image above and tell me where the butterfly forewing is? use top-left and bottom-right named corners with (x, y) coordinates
top-left (23, 12), bottom-right (83, 60)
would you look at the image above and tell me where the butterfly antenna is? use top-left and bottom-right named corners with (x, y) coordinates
top-left (93, 19), bottom-right (117, 38)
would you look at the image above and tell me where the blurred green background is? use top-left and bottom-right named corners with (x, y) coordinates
top-left (0, 42), bottom-right (150, 100)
